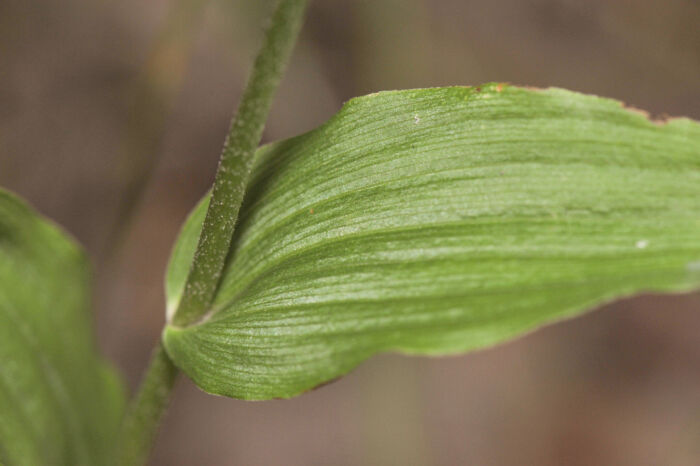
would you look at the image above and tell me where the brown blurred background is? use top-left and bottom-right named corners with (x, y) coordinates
top-left (2, 0), bottom-right (700, 464)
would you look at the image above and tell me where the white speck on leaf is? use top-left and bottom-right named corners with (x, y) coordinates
top-left (636, 240), bottom-right (649, 249)
top-left (414, 114), bottom-right (420, 124)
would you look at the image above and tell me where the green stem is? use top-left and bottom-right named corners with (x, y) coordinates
top-left (172, 0), bottom-right (309, 327)
top-left (118, 343), bottom-right (178, 466)
top-left (118, 2), bottom-right (309, 463)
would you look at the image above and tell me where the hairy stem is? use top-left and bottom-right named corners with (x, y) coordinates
top-left (118, 2), bottom-right (309, 464)
top-left (172, 0), bottom-right (309, 327)
top-left (118, 343), bottom-right (178, 466)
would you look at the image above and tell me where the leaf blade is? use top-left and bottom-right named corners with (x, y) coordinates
top-left (0, 189), bottom-right (125, 465)
top-left (164, 84), bottom-right (700, 400)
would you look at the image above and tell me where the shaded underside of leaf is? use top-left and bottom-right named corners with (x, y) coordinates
top-left (0, 189), bottom-right (124, 466)
top-left (164, 84), bottom-right (700, 400)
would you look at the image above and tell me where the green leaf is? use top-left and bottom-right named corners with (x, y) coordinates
top-left (0, 189), bottom-right (125, 465)
top-left (163, 84), bottom-right (700, 400)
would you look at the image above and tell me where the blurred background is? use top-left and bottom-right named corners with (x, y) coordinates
top-left (2, 0), bottom-right (700, 464)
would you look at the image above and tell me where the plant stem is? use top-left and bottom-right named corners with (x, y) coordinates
top-left (118, 2), bottom-right (309, 463)
top-left (172, 0), bottom-right (309, 327)
top-left (118, 342), bottom-right (178, 466)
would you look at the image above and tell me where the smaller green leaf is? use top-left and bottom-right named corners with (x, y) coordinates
top-left (0, 189), bottom-right (125, 466)
top-left (164, 84), bottom-right (700, 400)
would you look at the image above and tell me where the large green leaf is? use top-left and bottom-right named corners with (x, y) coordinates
top-left (0, 189), bottom-right (125, 465)
top-left (164, 84), bottom-right (700, 400)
